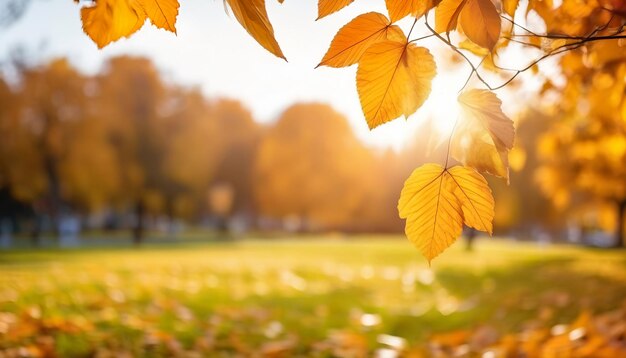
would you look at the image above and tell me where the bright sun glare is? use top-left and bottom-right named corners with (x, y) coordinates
top-left (425, 75), bottom-right (462, 138)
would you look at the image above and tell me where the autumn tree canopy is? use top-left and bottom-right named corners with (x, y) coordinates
top-left (535, 45), bottom-right (626, 247)
top-left (254, 103), bottom-right (373, 230)
top-left (1, 57), bottom-right (435, 241)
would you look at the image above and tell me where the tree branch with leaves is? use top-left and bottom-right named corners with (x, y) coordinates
top-left (72, 0), bottom-right (626, 261)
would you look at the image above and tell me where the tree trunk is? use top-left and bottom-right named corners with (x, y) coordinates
top-left (465, 227), bottom-right (477, 251)
top-left (616, 200), bottom-right (626, 248)
top-left (40, 111), bottom-right (62, 243)
top-left (133, 201), bottom-right (145, 246)
top-left (43, 152), bottom-right (61, 242)
top-left (30, 206), bottom-right (42, 247)
top-left (165, 197), bottom-right (176, 238)
top-left (31, 217), bottom-right (41, 247)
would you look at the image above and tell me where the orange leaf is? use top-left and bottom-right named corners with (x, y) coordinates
top-left (459, 0), bottom-right (501, 50)
top-left (318, 12), bottom-right (404, 68)
top-left (356, 40), bottom-right (436, 129)
top-left (398, 164), bottom-right (494, 262)
top-left (81, 0), bottom-right (147, 48)
top-left (452, 89), bottom-right (515, 180)
top-left (137, 0), bottom-right (179, 33)
top-left (385, 0), bottom-right (441, 22)
top-left (435, 0), bottom-right (466, 34)
top-left (435, 0), bottom-right (501, 50)
top-left (398, 164), bottom-right (463, 262)
top-left (318, 0), bottom-right (355, 19)
top-left (226, 0), bottom-right (286, 60)
top-left (502, 0), bottom-right (519, 17)
top-left (448, 166), bottom-right (494, 234)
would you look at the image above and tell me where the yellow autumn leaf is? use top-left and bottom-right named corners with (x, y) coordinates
top-left (435, 0), bottom-right (501, 50)
top-left (317, 0), bottom-right (355, 19)
top-left (137, 0), bottom-right (179, 33)
top-left (458, 90), bottom-right (514, 154)
top-left (448, 166), bottom-right (494, 234)
top-left (384, 0), bottom-right (441, 22)
top-left (435, 0), bottom-right (466, 34)
top-left (452, 89), bottom-right (515, 179)
top-left (502, 0), bottom-right (519, 16)
top-left (398, 164), bottom-right (494, 262)
top-left (459, 0), bottom-right (501, 50)
top-left (226, 0), bottom-right (286, 60)
top-left (81, 0), bottom-right (147, 48)
top-left (356, 40), bottom-right (436, 129)
top-left (458, 38), bottom-right (489, 56)
top-left (398, 164), bottom-right (463, 262)
top-left (453, 134), bottom-right (510, 178)
top-left (318, 12), bottom-right (404, 68)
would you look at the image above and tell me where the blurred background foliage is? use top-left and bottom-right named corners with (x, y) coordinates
top-left (0, 55), bottom-right (594, 248)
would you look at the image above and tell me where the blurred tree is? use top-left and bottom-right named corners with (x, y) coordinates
top-left (536, 46), bottom-right (626, 247)
top-left (97, 57), bottom-right (227, 242)
top-left (209, 99), bottom-right (260, 226)
top-left (162, 88), bottom-right (222, 221)
top-left (351, 148), bottom-right (404, 233)
top-left (0, 77), bottom-right (14, 192)
top-left (8, 59), bottom-right (88, 241)
top-left (0, 78), bottom-right (29, 240)
top-left (96, 57), bottom-right (170, 244)
top-left (354, 119), bottom-right (444, 233)
top-left (487, 109), bottom-right (562, 239)
top-left (59, 105), bottom-right (122, 214)
top-left (254, 103), bottom-right (372, 230)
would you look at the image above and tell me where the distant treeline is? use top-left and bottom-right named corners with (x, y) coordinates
top-left (0, 56), bottom-right (556, 244)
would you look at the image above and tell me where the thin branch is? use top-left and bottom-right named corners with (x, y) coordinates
top-left (501, 14), bottom-right (622, 40)
top-left (424, 16), bottom-right (494, 91)
top-left (409, 34), bottom-right (435, 43)
top-left (407, 18), bottom-right (419, 39)
top-left (500, 15), bottom-right (541, 37)
top-left (418, 8), bottom-right (626, 169)
top-left (429, 12), bottom-right (626, 92)
top-left (488, 17), bottom-right (625, 89)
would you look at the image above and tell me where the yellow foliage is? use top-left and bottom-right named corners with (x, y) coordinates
top-left (502, 0), bottom-right (519, 16)
top-left (436, 0), bottom-right (501, 50)
top-left (137, 0), bottom-right (179, 33)
top-left (81, 0), bottom-right (147, 48)
top-left (318, 12), bottom-right (403, 68)
top-left (62, 0), bottom-right (626, 257)
top-left (356, 41), bottom-right (436, 129)
top-left (317, 0), bottom-right (355, 19)
top-left (435, 0), bottom-right (465, 34)
top-left (458, 0), bottom-right (501, 50)
top-left (226, 0), bottom-right (285, 60)
top-left (255, 104), bottom-right (373, 229)
top-left (384, 0), bottom-right (441, 22)
top-left (452, 90), bottom-right (515, 180)
top-left (398, 164), bottom-right (494, 262)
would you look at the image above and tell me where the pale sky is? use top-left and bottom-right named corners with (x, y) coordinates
top-left (0, 0), bottom-right (542, 149)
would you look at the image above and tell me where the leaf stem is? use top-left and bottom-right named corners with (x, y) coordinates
top-left (443, 117), bottom-right (459, 170)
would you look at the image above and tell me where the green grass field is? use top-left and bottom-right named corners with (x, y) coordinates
top-left (1, 236), bottom-right (626, 357)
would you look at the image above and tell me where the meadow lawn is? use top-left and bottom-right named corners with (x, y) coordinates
top-left (1, 236), bottom-right (626, 357)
